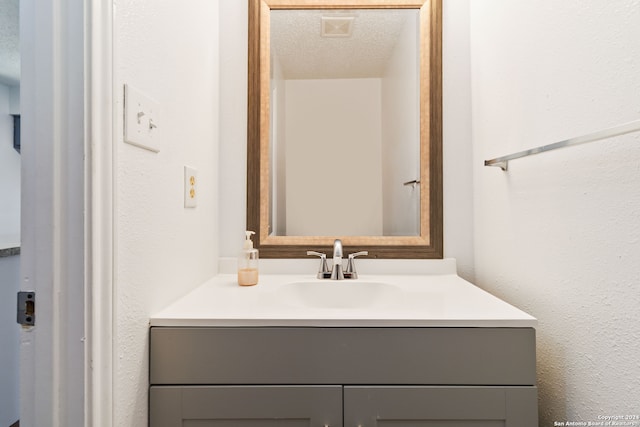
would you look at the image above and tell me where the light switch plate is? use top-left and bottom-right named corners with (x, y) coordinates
top-left (184, 166), bottom-right (197, 208)
top-left (124, 84), bottom-right (161, 152)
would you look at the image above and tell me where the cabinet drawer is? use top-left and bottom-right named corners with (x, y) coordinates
top-left (150, 327), bottom-right (535, 385)
top-left (150, 386), bottom-right (342, 427)
top-left (344, 386), bottom-right (538, 427)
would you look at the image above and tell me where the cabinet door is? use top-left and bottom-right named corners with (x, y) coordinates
top-left (150, 385), bottom-right (342, 427)
top-left (344, 386), bottom-right (537, 427)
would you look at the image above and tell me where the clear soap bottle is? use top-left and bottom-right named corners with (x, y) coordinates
top-left (238, 231), bottom-right (259, 286)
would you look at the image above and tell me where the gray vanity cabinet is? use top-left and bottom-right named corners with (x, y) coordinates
top-left (149, 327), bottom-right (538, 427)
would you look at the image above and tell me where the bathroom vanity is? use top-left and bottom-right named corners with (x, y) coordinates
top-left (149, 260), bottom-right (538, 426)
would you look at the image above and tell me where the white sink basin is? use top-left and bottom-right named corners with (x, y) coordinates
top-left (277, 280), bottom-right (399, 309)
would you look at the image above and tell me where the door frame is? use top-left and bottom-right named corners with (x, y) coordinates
top-left (88, 0), bottom-right (115, 426)
top-left (19, 0), bottom-right (114, 425)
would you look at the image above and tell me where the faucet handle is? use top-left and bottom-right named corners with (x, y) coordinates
top-left (307, 251), bottom-right (331, 279)
top-left (348, 251), bottom-right (369, 259)
top-left (345, 251), bottom-right (368, 279)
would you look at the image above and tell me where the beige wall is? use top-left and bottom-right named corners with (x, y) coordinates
top-left (285, 78), bottom-right (383, 236)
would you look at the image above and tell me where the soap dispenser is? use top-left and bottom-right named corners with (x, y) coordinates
top-left (238, 231), bottom-right (259, 286)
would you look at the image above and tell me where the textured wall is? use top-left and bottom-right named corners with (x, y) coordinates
top-left (470, 0), bottom-right (640, 424)
top-left (113, 1), bottom-right (219, 425)
top-left (218, 0), bottom-right (248, 259)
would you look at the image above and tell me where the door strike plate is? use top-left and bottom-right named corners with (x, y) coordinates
top-left (17, 291), bottom-right (36, 326)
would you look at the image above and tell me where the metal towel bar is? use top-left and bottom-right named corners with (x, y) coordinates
top-left (484, 118), bottom-right (640, 171)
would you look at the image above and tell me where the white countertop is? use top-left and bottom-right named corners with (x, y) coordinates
top-left (151, 260), bottom-right (537, 328)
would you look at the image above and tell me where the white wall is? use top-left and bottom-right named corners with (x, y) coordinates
top-left (285, 78), bottom-right (383, 236)
top-left (219, 0), bottom-right (249, 254)
top-left (0, 83), bottom-right (21, 241)
top-left (113, 1), bottom-right (220, 425)
top-left (219, 0), bottom-right (475, 280)
top-left (442, 0), bottom-right (474, 280)
top-left (470, 1), bottom-right (640, 424)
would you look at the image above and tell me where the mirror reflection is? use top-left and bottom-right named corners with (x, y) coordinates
top-left (269, 9), bottom-right (421, 237)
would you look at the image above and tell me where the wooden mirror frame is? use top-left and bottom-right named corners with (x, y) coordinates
top-left (247, 0), bottom-right (442, 259)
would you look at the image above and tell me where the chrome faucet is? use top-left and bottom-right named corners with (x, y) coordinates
top-left (307, 239), bottom-right (368, 280)
top-left (331, 239), bottom-right (344, 280)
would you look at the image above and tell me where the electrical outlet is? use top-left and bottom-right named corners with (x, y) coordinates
top-left (184, 166), bottom-right (197, 208)
top-left (124, 84), bottom-right (161, 152)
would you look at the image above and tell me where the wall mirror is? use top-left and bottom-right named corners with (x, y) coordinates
top-left (247, 0), bottom-right (442, 258)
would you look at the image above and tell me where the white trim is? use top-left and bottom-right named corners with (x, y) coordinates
top-left (20, 0), bottom-right (87, 425)
top-left (88, 0), bottom-right (115, 426)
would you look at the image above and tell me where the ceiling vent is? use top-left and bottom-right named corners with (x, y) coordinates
top-left (321, 16), bottom-right (355, 38)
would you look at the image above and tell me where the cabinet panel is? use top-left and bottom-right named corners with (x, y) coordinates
top-left (343, 387), bottom-right (537, 427)
top-left (150, 327), bottom-right (536, 385)
top-left (150, 386), bottom-right (342, 427)
top-left (183, 421), bottom-right (310, 427)
top-left (362, 422), bottom-right (503, 427)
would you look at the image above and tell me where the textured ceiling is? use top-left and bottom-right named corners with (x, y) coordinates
top-left (271, 9), bottom-right (417, 80)
top-left (0, 0), bottom-right (19, 86)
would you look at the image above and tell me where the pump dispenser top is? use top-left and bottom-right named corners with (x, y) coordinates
top-left (243, 231), bottom-right (255, 249)
top-left (238, 231), bottom-right (259, 286)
